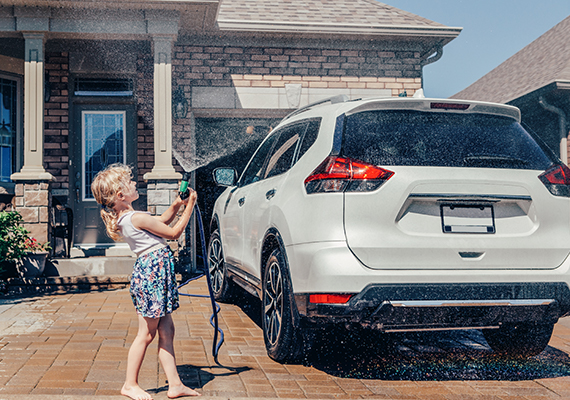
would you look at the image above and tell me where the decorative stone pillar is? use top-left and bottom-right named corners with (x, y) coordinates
top-left (11, 33), bottom-right (52, 181)
top-left (144, 35), bottom-right (183, 256)
top-left (11, 33), bottom-right (53, 244)
top-left (143, 35), bottom-right (180, 181)
top-left (13, 181), bottom-right (51, 244)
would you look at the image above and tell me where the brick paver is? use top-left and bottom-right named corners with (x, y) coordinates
top-left (2, 277), bottom-right (570, 399)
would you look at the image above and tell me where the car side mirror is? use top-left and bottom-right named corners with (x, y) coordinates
top-left (213, 167), bottom-right (237, 187)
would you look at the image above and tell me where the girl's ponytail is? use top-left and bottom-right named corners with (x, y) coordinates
top-left (99, 205), bottom-right (121, 241)
top-left (90, 164), bottom-right (132, 241)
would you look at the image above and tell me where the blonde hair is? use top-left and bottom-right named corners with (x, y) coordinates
top-left (91, 163), bottom-right (133, 241)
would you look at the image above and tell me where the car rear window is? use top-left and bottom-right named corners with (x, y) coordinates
top-left (342, 110), bottom-right (554, 170)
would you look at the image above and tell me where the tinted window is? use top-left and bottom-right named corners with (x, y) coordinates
top-left (296, 119), bottom-right (321, 162)
top-left (343, 111), bottom-right (553, 170)
top-left (264, 124), bottom-right (304, 179)
top-left (240, 133), bottom-right (278, 186)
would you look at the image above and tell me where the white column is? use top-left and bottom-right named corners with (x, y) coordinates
top-left (11, 33), bottom-right (53, 181)
top-left (143, 35), bottom-right (181, 180)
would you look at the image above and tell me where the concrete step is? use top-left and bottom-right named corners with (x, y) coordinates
top-left (47, 256), bottom-right (136, 277)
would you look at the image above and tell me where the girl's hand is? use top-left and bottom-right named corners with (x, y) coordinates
top-left (181, 188), bottom-right (197, 206)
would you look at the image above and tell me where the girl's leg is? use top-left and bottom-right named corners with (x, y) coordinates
top-left (157, 314), bottom-right (201, 398)
top-left (121, 314), bottom-right (159, 400)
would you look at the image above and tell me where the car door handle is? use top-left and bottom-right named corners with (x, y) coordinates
top-left (266, 189), bottom-right (276, 200)
top-left (238, 197), bottom-right (245, 207)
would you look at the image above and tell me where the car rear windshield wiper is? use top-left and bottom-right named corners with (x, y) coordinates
top-left (463, 155), bottom-right (529, 167)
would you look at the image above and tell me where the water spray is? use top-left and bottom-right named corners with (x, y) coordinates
top-left (177, 171), bottom-right (224, 360)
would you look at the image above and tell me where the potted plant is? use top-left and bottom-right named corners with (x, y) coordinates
top-left (20, 237), bottom-right (51, 278)
top-left (0, 211), bottom-right (30, 279)
top-left (0, 211), bottom-right (51, 278)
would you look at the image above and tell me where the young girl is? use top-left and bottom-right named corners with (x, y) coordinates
top-left (91, 163), bottom-right (200, 400)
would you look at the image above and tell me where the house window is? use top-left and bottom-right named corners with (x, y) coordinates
top-left (0, 76), bottom-right (18, 182)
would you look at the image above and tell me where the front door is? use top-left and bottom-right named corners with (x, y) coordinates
top-left (71, 104), bottom-right (136, 248)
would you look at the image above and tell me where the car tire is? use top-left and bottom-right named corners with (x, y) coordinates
top-left (207, 230), bottom-right (235, 302)
top-left (482, 322), bottom-right (554, 358)
top-left (262, 247), bottom-right (305, 363)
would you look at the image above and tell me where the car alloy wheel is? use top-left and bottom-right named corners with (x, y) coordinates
top-left (207, 230), bottom-right (234, 301)
top-left (262, 247), bottom-right (306, 362)
top-left (264, 256), bottom-right (283, 346)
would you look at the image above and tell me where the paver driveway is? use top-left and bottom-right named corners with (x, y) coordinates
top-left (2, 277), bottom-right (570, 399)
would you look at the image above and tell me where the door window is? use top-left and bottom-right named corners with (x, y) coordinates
top-left (240, 133), bottom-right (278, 187)
top-left (295, 118), bottom-right (321, 162)
top-left (82, 111), bottom-right (126, 200)
top-left (264, 123), bottom-right (305, 179)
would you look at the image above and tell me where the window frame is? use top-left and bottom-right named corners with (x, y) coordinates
top-left (0, 72), bottom-right (23, 185)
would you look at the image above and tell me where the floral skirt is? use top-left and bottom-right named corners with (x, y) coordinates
top-left (130, 246), bottom-right (179, 318)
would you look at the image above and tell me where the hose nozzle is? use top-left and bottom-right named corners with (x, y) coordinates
top-left (179, 172), bottom-right (191, 200)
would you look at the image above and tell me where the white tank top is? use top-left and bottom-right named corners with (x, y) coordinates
top-left (117, 211), bottom-right (166, 255)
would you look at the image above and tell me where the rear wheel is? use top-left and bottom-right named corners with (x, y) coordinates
top-left (262, 248), bottom-right (305, 363)
top-left (482, 323), bottom-right (554, 358)
top-left (207, 230), bottom-right (235, 302)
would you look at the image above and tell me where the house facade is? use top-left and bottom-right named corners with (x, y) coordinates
top-left (0, 0), bottom-right (460, 256)
top-left (452, 15), bottom-right (570, 165)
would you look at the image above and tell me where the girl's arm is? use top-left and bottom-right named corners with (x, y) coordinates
top-left (156, 196), bottom-right (184, 225)
top-left (132, 189), bottom-right (197, 240)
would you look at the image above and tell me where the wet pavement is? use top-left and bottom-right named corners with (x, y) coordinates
top-left (2, 277), bottom-right (570, 399)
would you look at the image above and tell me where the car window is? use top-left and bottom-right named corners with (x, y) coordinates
top-left (295, 118), bottom-right (321, 163)
top-left (342, 110), bottom-right (553, 170)
top-left (264, 123), bottom-right (306, 179)
top-left (239, 132), bottom-right (278, 187)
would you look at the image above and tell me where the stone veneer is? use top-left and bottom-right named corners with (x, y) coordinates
top-left (146, 180), bottom-right (183, 255)
top-left (14, 181), bottom-right (52, 244)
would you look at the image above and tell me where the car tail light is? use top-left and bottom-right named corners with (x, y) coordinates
top-left (304, 156), bottom-right (394, 194)
top-left (539, 164), bottom-right (570, 197)
top-left (309, 294), bottom-right (353, 304)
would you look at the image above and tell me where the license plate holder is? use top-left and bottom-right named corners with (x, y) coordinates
top-left (441, 204), bottom-right (495, 234)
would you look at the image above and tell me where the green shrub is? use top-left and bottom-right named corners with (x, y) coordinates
top-left (0, 211), bottom-right (33, 262)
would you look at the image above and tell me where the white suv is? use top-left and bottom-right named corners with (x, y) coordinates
top-left (208, 94), bottom-right (570, 362)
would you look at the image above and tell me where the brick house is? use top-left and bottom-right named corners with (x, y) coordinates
top-left (452, 15), bottom-right (570, 165)
top-left (0, 0), bottom-right (460, 258)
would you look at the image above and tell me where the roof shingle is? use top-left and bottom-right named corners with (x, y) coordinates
top-left (217, 0), bottom-right (451, 31)
top-left (452, 16), bottom-right (570, 103)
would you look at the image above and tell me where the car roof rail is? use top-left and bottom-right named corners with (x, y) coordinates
top-left (282, 94), bottom-right (349, 121)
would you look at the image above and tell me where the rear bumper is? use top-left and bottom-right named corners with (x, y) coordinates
top-left (294, 282), bottom-right (570, 332)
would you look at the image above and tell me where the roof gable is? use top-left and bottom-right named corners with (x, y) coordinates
top-left (452, 15), bottom-right (570, 103)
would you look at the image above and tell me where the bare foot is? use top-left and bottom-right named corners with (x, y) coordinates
top-left (121, 383), bottom-right (153, 400)
top-left (167, 383), bottom-right (201, 398)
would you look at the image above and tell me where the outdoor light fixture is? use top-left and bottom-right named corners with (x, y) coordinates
top-left (172, 87), bottom-right (188, 119)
